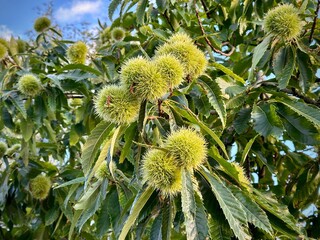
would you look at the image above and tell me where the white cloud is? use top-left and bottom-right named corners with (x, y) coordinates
top-left (0, 25), bottom-right (14, 40)
top-left (55, 0), bottom-right (103, 23)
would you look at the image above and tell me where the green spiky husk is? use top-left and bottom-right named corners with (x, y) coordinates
top-left (94, 85), bottom-right (140, 124)
top-left (142, 149), bottom-right (182, 196)
top-left (165, 128), bottom-right (207, 171)
top-left (18, 74), bottom-right (42, 97)
top-left (30, 175), bottom-right (52, 200)
top-left (17, 39), bottom-right (26, 53)
top-left (120, 57), bottom-right (168, 100)
top-left (111, 27), bottom-right (126, 41)
top-left (154, 54), bottom-right (184, 89)
top-left (167, 32), bottom-right (193, 44)
top-left (100, 27), bottom-right (111, 44)
top-left (156, 41), bottom-right (207, 80)
top-left (34, 16), bottom-right (51, 32)
top-left (264, 4), bottom-right (303, 41)
top-left (0, 43), bottom-right (7, 60)
top-left (95, 163), bottom-right (109, 180)
top-left (0, 38), bottom-right (8, 48)
top-left (67, 41), bottom-right (88, 64)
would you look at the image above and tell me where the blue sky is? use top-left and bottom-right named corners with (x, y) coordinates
top-left (0, 0), bottom-right (111, 39)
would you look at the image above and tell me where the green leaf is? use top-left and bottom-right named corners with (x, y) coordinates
top-left (211, 62), bottom-right (245, 84)
top-left (60, 64), bottom-right (102, 76)
top-left (296, 50), bottom-right (313, 93)
top-left (47, 70), bottom-right (96, 82)
top-left (208, 146), bottom-right (248, 188)
top-left (108, 0), bottom-right (121, 20)
top-left (273, 46), bottom-right (296, 89)
top-left (9, 94), bottom-right (27, 119)
top-left (20, 118), bottom-right (33, 141)
top-left (208, 214), bottom-right (233, 240)
top-left (54, 177), bottom-right (85, 189)
top-left (77, 180), bottom-right (108, 230)
top-left (181, 170), bottom-right (198, 240)
top-left (161, 200), bottom-right (172, 240)
top-left (276, 104), bottom-right (320, 145)
top-left (249, 35), bottom-right (271, 81)
top-left (230, 186), bottom-right (273, 235)
top-left (136, 0), bottom-right (148, 25)
top-left (119, 186), bottom-right (154, 240)
top-left (107, 125), bottom-right (125, 178)
top-left (68, 210), bottom-right (82, 240)
top-left (252, 189), bottom-right (300, 234)
top-left (198, 78), bottom-right (227, 129)
top-left (74, 181), bottom-right (101, 210)
top-left (87, 139), bottom-right (111, 184)
top-left (226, 93), bottom-right (246, 109)
top-left (150, 213), bottom-right (163, 240)
top-left (234, 107), bottom-right (252, 134)
top-left (194, 192), bottom-right (210, 240)
top-left (272, 98), bottom-right (320, 128)
top-left (293, 165), bottom-right (320, 208)
top-left (81, 121), bottom-right (114, 176)
top-left (199, 166), bottom-right (251, 240)
top-left (43, 119), bottom-right (57, 142)
top-left (120, 123), bottom-right (137, 163)
top-left (45, 207), bottom-right (60, 226)
top-left (156, 0), bottom-right (167, 13)
top-left (251, 104), bottom-right (283, 137)
top-left (240, 134), bottom-right (258, 165)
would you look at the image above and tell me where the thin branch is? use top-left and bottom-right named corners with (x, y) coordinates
top-left (281, 88), bottom-right (320, 107)
top-left (260, 82), bottom-right (320, 107)
top-left (194, 0), bottom-right (235, 57)
top-left (200, 0), bottom-right (211, 19)
top-left (309, 0), bottom-right (320, 43)
top-left (163, 10), bottom-right (175, 32)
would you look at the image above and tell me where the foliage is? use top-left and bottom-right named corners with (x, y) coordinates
top-left (0, 0), bottom-right (319, 239)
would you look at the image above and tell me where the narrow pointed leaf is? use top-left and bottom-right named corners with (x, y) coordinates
top-left (119, 186), bottom-right (154, 240)
top-left (251, 104), bottom-right (283, 137)
top-left (272, 98), bottom-right (320, 128)
top-left (240, 134), bottom-right (258, 165)
top-left (150, 213), bottom-right (162, 240)
top-left (273, 46), bottom-right (296, 89)
top-left (252, 189), bottom-right (300, 234)
top-left (161, 199), bottom-right (172, 240)
top-left (9, 95), bottom-right (27, 119)
top-left (249, 35), bottom-right (271, 81)
top-left (211, 62), bottom-right (245, 84)
top-left (234, 107), bottom-right (252, 134)
top-left (230, 186), bottom-right (273, 235)
top-left (198, 78), bottom-right (226, 128)
top-left (199, 166), bottom-right (251, 240)
top-left (81, 121), bottom-right (114, 176)
top-left (108, 0), bottom-right (121, 20)
top-left (136, 0), bottom-right (148, 25)
top-left (296, 50), bottom-right (313, 93)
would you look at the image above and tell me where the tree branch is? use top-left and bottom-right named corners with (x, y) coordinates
top-left (309, 0), bottom-right (320, 43)
top-left (194, 0), bottom-right (235, 57)
top-left (162, 10), bottom-right (175, 32)
top-left (281, 88), bottom-right (320, 107)
top-left (200, 0), bottom-right (211, 19)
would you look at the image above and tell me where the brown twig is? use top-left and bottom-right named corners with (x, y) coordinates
top-left (194, 0), bottom-right (235, 57)
top-left (163, 10), bottom-right (175, 32)
top-left (200, 0), bottom-right (211, 19)
top-left (260, 81), bottom-right (320, 107)
top-left (281, 88), bottom-right (320, 107)
top-left (309, 0), bottom-right (320, 43)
